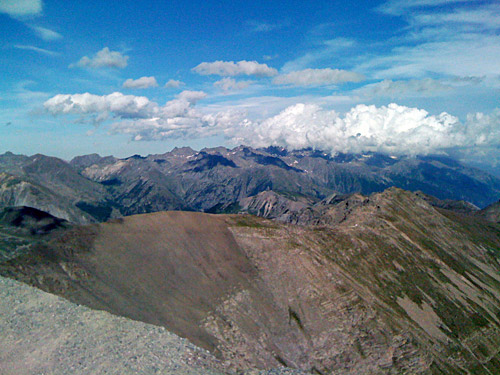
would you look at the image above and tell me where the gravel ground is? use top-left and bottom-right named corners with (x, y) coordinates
top-left (0, 276), bottom-right (309, 375)
top-left (0, 276), bottom-right (226, 375)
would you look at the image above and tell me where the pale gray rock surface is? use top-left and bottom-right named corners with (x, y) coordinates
top-left (0, 276), bottom-right (309, 375)
top-left (0, 276), bottom-right (225, 375)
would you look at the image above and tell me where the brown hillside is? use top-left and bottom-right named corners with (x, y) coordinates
top-left (2, 188), bottom-right (500, 374)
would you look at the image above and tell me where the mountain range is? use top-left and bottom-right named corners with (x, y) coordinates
top-left (1, 146), bottom-right (500, 225)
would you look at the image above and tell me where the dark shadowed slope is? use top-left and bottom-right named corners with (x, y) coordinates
top-left (2, 188), bottom-right (500, 374)
top-left (0, 206), bottom-right (67, 233)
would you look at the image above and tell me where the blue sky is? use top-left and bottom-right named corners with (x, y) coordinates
top-left (1, 0), bottom-right (499, 169)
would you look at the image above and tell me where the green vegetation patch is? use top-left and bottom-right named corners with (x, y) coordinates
top-left (232, 215), bottom-right (277, 229)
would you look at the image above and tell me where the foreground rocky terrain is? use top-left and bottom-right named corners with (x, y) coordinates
top-left (0, 276), bottom-right (308, 375)
top-left (2, 188), bottom-right (500, 374)
top-left (1, 146), bottom-right (500, 224)
top-left (0, 276), bottom-right (225, 375)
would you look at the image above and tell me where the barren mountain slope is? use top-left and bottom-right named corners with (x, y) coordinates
top-left (1, 188), bottom-right (500, 374)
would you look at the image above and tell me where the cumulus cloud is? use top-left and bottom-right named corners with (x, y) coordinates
top-left (354, 78), bottom-right (451, 98)
top-left (31, 25), bottom-right (62, 41)
top-left (231, 103), bottom-right (500, 156)
top-left (43, 92), bottom-right (156, 123)
top-left (111, 90), bottom-right (240, 141)
top-left (192, 60), bottom-right (277, 77)
top-left (176, 90), bottom-right (207, 103)
top-left (214, 77), bottom-right (253, 92)
top-left (0, 0), bottom-right (42, 17)
top-left (273, 68), bottom-right (365, 86)
top-left (70, 47), bottom-right (129, 69)
top-left (123, 76), bottom-right (158, 89)
top-left (42, 90), bottom-right (236, 140)
top-left (165, 79), bottom-right (184, 88)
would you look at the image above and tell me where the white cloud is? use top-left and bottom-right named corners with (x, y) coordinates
top-left (31, 25), bottom-right (62, 41)
top-left (70, 47), bottom-right (129, 69)
top-left (214, 77), bottom-right (253, 92)
top-left (354, 78), bottom-right (451, 98)
top-left (43, 92), bottom-right (159, 125)
top-left (176, 90), bottom-right (207, 103)
top-left (165, 79), bottom-right (184, 88)
top-left (192, 60), bottom-right (278, 77)
top-left (360, 34), bottom-right (500, 79)
top-left (14, 44), bottom-right (58, 56)
top-left (110, 90), bottom-right (240, 141)
top-left (273, 68), bottom-right (365, 86)
top-left (413, 4), bottom-right (500, 30)
top-left (123, 76), bottom-right (158, 89)
top-left (231, 103), bottom-right (500, 156)
top-left (44, 89), bottom-right (500, 158)
top-left (0, 0), bottom-right (42, 17)
top-left (378, 0), bottom-right (472, 16)
top-left (43, 90), bottom-right (228, 140)
top-left (360, 2), bottom-right (500, 80)
top-left (263, 54), bottom-right (279, 61)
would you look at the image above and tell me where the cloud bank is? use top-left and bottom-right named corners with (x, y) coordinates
top-left (71, 47), bottom-right (129, 69)
top-left (234, 103), bottom-right (500, 156)
top-left (192, 60), bottom-right (278, 77)
top-left (123, 76), bottom-right (158, 89)
top-left (234, 103), bottom-right (462, 155)
top-left (44, 91), bottom-right (500, 158)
